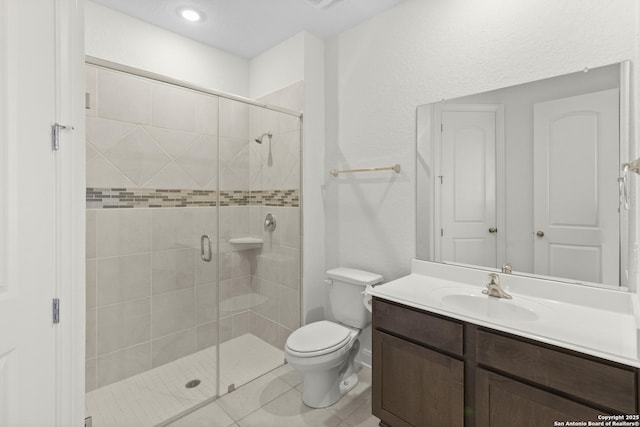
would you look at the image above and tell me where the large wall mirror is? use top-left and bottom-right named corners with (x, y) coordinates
top-left (417, 61), bottom-right (631, 289)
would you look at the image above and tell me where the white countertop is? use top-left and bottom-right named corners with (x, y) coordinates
top-left (368, 259), bottom-right (640, 368)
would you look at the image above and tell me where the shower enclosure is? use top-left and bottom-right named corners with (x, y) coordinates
top-left (84, 60), bottom-right (303, 426)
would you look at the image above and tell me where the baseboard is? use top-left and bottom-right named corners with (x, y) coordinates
top-left (356, 348), bottom-right (372, 368)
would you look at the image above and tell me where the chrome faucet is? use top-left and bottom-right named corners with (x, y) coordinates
top-left (482, 273), bottom-right (512, 299)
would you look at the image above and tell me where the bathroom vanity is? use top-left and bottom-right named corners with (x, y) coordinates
top-left (369, 260), bottom-right (640, 427)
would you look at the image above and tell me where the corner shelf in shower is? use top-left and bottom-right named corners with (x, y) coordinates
top-left (229, 237), bottom-right (264, 250)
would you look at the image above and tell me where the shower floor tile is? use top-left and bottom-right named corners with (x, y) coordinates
top-left (85, 334), bottom-right (284, 427)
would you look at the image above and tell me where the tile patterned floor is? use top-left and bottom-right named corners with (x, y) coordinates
top-left (168, 364), bottom-right (380, 427)
top-left (86, 334), bottom-right (284, 427)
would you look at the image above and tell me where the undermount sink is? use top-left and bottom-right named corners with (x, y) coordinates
top-left (436, 289), bottom-right (544, 322)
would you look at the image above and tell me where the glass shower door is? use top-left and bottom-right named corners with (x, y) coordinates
top-left (84, 61), bottom-right (302, 426)
top-left (217, 88), bottom-right (302, 395)
top-left (85, 62), bottom-right (222, 426)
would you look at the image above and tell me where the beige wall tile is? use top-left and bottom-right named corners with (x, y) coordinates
top-left (279, 286), bottom-right (299, 331)
top-left (152, 83), bottom-right (196, 131)
top-left (231, 250), bottom-right (252, 278)
top-left (195, 321), bottom-right (218, 350)
top-left (151, 329), bottom-right (197, 368)
top-left (152, 288), bottom-right (196, 338)
top-left (277, 326), bottom-right (293, 353)
top-left (144, 161), bottom-right (200, 190)
top-left (86, 153), bottom-right (138, 189)
top-left (255, 246), bottom-right (282, 284)
top-left (230, 276), bottom-right (252, 313)
top-left (97, 68), bottom-right (152, 125)
top-left (96, 298), bottom-right (151, 355)
top-left (256, 278), bottom-right (278, 323)
top-left (176, 134), bottom-right (218, 187)
top-left (86, 209), bottom-right (97, 259)
top-left (219, 252), bottom-right (233, 281)
top-left (86, 116), bottom-right (137, 154)
top-left (151, 208), bottom-right (195, 251)
top-left (279, 247), bottom-right (300, 291)
top-left (218, 316), bottom-right (232, 344)
top-left (97, 254), bottom-right (151, 306)
top-left (96, 209), bottom-right (152, 257)
top-left (218, 279), bottom-right (234, 318)
top-left (251, 314), bottom-right (279, 353)
top-left (219, 98), bottom-right (249, 139)
top-left (86, 308), bottom-right (97, 360)
top-left (104, 127), bottom-right (171, 186)
top-left (152, 248), bottom-right (196, 295)
top-left (96, 343), bottom-right (152, 388)
top-left (280, 207), bottom-right (300, 249)
top-left (144, 126), bottom-right (199, 158)
top-left (195, 94), bottom-right (219, 136)
top-left (86, 259), bottom-right (97, 309)
top-left (196, 283), bottom-right (218, 325)
top-left (231, 311), bottom-right (251, 338)
top-left (195, 249), bottom-right (218, 285)
top-left (85, 358), bottom-right (97, 392)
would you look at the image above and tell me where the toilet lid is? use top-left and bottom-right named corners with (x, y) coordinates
top-left (286, 320), bottom-right (352, 357)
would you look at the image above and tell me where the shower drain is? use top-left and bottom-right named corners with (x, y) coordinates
top-left (185, 379), bottom-right (201, 389)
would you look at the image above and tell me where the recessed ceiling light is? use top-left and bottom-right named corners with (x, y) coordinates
top-left (177, 7), bottom-right (204, 22)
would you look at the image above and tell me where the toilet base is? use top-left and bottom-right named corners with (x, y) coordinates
top-left (302, 369), bottom-right (360, 409)
top-left (339, 373), bottom-right (359, 395)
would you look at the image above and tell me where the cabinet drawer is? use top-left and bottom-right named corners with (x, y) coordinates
top-left (373, 298), bottom-right (463, 356)
top-left (476, 329), bottom-right (637, 413)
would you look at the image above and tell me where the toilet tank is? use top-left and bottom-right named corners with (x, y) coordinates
top-left (326, 267), bottom-right (383, 329)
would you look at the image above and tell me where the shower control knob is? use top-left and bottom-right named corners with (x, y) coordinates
top-left (264, 213), bottom-right (276, 232)
top-left (536, 230), bottom-right (545, 238)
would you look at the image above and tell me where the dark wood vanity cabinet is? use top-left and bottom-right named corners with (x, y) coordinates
top-left (372, 297), bottom-right (639, 427)
top-left (372, 298), bottom-right (465, 427)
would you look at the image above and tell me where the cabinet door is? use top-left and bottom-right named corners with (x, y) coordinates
top-left (476, 369), bottom-right (604, 427)
top-left (373, 331), bottom-right (464, 427)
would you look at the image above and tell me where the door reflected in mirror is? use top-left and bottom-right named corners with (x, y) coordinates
top-left (416, 62), bottom-right (630, 288)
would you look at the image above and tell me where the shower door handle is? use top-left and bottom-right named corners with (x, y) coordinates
top-left (200, 234), bottom-right (212, 262)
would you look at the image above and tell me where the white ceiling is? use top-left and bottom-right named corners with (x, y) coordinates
top-left (91, 0), bottom-right (406, 59)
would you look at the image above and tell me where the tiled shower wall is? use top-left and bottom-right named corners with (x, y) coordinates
top-left (85, 64), bottom-right (302, 392)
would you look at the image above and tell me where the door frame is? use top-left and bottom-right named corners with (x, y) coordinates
top-left (619, 61), bottom-right (630, 288)
top-left (1, 0), bottom-right (86, 425)
top-left (56, 0), bottom-right (86, 425)
top-left (432, 104), bottom-right (505, 267)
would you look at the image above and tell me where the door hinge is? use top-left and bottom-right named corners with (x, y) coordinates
top-left (441, 123), bottom-right (443, 132)
top-left (438, 175), bottom-right (443, 184)
top-left (440, 228), bottom-right (444, 237)
top-left (51, 123), bottom-right (74, 151)
top-left (52, 298), bottom-right (60, 324)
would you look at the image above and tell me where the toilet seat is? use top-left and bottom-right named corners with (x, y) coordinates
top-left (286, 320), bottom-right (354, 358)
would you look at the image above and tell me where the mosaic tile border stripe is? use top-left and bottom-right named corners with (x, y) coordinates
top-left (87, 188), bottom-right (300, 209)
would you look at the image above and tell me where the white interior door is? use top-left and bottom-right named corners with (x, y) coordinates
top-left (439, 110), bottom-right (497, 268)
top-left (533, 89), bottom-right (619, 284)
top-left (0, 1), bottom-right (84, 426)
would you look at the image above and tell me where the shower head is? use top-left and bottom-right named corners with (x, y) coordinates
top-left (254, 131), bottom-right (272, 144)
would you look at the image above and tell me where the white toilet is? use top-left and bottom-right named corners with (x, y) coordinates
top-left (284, 267), bottom-right (383, 408)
